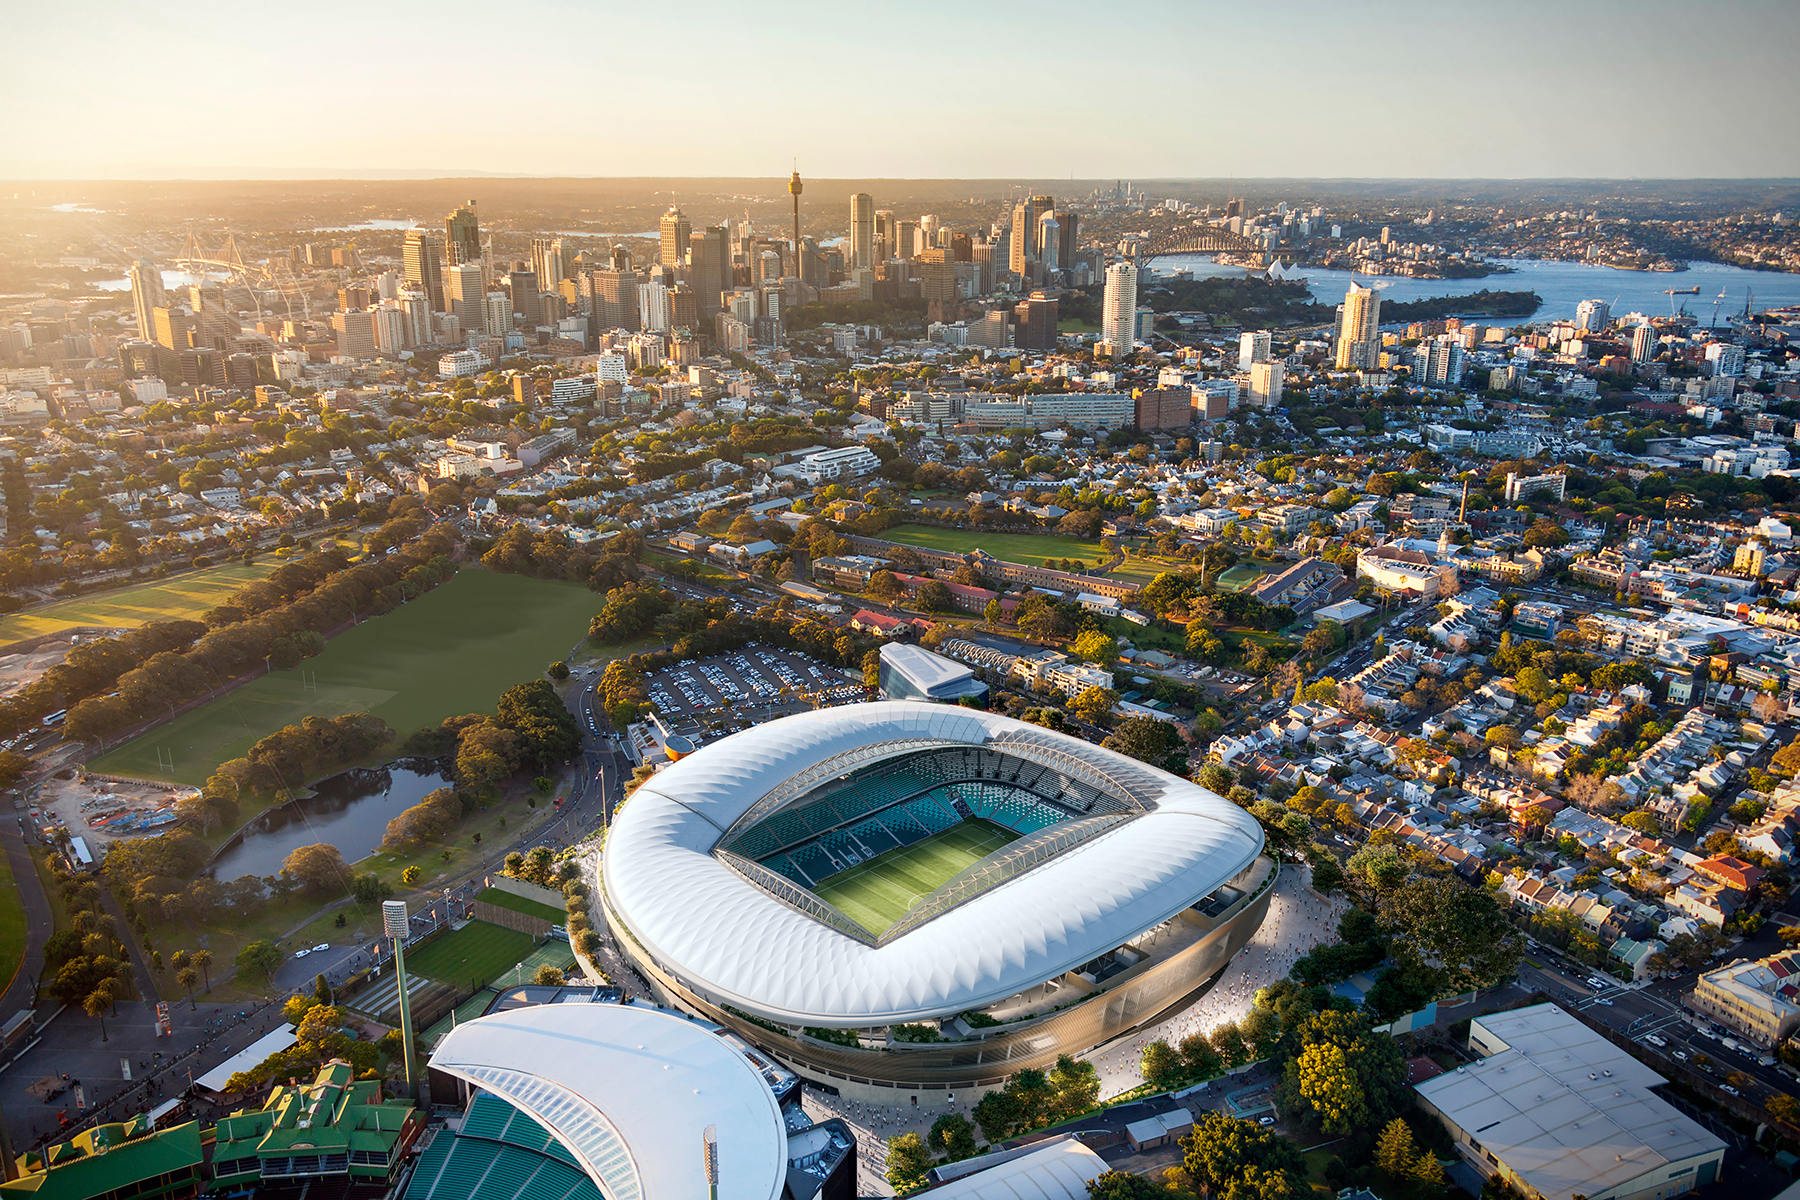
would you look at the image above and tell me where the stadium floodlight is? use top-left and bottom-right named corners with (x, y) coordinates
top-left (383, 900), bottom-right (417, 1094)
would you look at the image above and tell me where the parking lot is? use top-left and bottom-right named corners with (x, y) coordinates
top-left (644, 645), bottom-right (870, 733)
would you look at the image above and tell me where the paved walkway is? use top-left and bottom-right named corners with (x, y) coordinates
top-left (1082, 870), bottom-right (1350, 1099)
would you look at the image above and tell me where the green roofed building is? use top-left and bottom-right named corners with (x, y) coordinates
top-left (2, 1114), bottom-right (202, 1199)
top-left (210, 1059), bottom-right (420, 1190)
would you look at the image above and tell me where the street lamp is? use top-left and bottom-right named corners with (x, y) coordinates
top-left (382, 900), bottom-right (417, 1097)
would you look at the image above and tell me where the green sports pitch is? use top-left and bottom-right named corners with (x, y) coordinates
top-left (811, 819), bottom-right (1017, 936)
top-left (403, 919), bottom-right (537, 989)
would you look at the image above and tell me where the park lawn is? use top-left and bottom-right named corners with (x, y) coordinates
top-left (0, 561), bottom-right (280, 645)
top-left (404, 920), bottom-right (537, 990)
top-left (644, 549), bottom-right (734, 579)
top-left (884, 525), bottom-right (1107, 569)
top-left (1106, 555), bottom-right (1183, 585)
top-left (1109, 617), bottom-right (1184, 655)
top-left (91, 570), bottom-right (603, 787)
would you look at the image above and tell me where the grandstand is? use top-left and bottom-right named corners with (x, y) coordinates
top-left (723, 745), bottom-right (1133, 903)
top-left (406, 1093), bottom-right (600, 1200)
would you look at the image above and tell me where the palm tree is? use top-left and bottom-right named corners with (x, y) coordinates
top-left (190, 950), bottom-right (213, 993)
top-left (84, 985), bottom-right (112, 1041)
top-left (176, 967), bottom-right (199, 1011)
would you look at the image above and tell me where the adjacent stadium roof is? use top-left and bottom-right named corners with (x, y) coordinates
top-left (431, 1004), bottom-right (789, 1200)
top-left (603, 701), bottom-right (1263, 1026)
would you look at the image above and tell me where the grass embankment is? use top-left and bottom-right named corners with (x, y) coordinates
top-left (0, 850), bottom-right (29, 993)
top-left (476, 887), bottom-right (565, 924)
top-left (0, 561), bottom-right (280, 644)
top-left (92, 570), bottom-right (602, 787)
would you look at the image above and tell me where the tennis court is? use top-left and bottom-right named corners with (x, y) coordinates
top-left (812, 819), bottom-right (1017, 935)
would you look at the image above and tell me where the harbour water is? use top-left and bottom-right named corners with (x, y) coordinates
top-left (1150, 254), bottom-right (1800, 323)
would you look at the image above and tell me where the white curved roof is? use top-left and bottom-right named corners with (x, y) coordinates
top-left (603, 702), bottom-right (1263, 1026)
top-left (430, 1003), bottom-right (787, 1200)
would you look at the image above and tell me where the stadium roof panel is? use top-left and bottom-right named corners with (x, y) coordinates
top-left (430, 1004), bottom-right (788, 1200)
top-left (604, 702), bottom-right (1264, 1026)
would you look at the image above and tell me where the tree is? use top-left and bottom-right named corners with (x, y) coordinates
top-left (1069, 686), bottom-right (1119, 727)
top-left (929, 1111), bottom-right (978, 1162)
top-left (282, 843), bottom-right (350, 895)
top-left (1211, 1021), bottom-right (1250, 1067)
top-left (886, 1132), bottom-right (933, 1192)
top-left (84, 985), bottom-right (112, 1041)
top-left (1411, 1150), bottom-right (1447, 1195)
top-left (533, 963), bottom-right (566, 986)
top-left (1102, 716), bottom-right (1185, 773)
top-left (1072, 629), bottom-right (1118, 665)
top-left (176, 966), bottom-right (200, 1011)
top-left (1142, 1039), bottom-right (1185, 1089)
top-left (1621, 811), bottom-right (1663, 836)
top-left (191, 949), bottom-right (213, 992)
top-left (1180, 1112), bottom-right (1301, 1198)
top-left (1047, 1054), bottom-right (1100, 1119)
top-left (914, 580), bottom-right (955, 613)
top-left (401, 866), bottom-right (421, 885)
top-left (1375, 1117), bottom-right (1418, 1176)
top-left (1279, 1010), bottom-right (1408, 1134)
top-left (869, 570), bottom-right (904, 603)
top-left (314, 972), bottom-right (333, 1005)
top-left (546, 660), bottom-right (570, 681)
top-left (1379, 876), bottom-right (1523, 993)
top-left (237, 939), bottom-right (284, 983)
top-left (1087, 1171), bottom-right (1166, 1199)
top-left (984, 598), bottom-right (1004, 625)
top-left (1294, 1042), bottom-right (1365, 1133)
top-left (351, 873), bottom-right (393, 905)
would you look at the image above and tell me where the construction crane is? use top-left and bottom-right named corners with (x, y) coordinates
top-left (1711, 287), bottom-right (1730, 328)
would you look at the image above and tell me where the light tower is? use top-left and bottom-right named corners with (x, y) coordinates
top-left (788, 165), bottom-right (803, 280)
top-left (383, 899), bottom-right (418, 1096)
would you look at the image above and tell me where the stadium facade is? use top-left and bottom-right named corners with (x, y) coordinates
top-left (598, 702), bottom-right (1273, 1102)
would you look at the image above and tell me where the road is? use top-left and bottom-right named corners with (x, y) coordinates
top-left (1517, 947), bottom-right (1799, 1111)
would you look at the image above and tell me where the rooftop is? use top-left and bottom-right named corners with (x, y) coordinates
top-left (1417, 1004), bottom-right (1724, 1200)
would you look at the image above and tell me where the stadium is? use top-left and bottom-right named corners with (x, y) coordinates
top-left (598, 702), bottom-right (1275, 1102)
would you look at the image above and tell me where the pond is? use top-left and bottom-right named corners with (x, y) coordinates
top-left (207, 761), bottom-right (453, 881)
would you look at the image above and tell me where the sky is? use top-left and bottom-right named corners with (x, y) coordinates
top-left (5, 0), bottom-right (1799, 181)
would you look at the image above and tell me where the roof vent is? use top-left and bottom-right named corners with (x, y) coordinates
top-left (1589, 1073), bottom-right (1597, 1079)
top-left (1602, 1069), bottom-right (1611, 1076)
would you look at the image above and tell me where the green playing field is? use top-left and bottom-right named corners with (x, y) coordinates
top-left (811, 819), bottom-right (1017, 935)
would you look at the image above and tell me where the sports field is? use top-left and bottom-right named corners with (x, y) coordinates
top-left (0, 561), bottom-right (280, 645)
top-left (884, 525), bottom-right (1107, 570)
top-left (90, 570), bottom-right (602, 785)
top-left (1215, 564), bottom-right (1268, 592)
top-left (404, 919), bottom-right (537, 988)
top-left (812, 818), bottom-right (1017, 935)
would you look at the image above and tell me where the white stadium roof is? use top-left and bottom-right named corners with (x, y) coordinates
top-left (603, 701), bottom-right (1263, 1026)
top-left (431, 1003), bottom-right (789, 1200)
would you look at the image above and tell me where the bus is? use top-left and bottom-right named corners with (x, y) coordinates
top-left (41, 709), bottom-right (66, 728)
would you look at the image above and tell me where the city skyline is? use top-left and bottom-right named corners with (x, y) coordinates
top-left (4, 0), bottom-right (1798, 181)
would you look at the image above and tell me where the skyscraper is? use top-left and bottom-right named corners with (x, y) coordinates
top-left (895, 220), bottom-right (918, 260)
top-left (506, 267), bottom-right (541, 328)
top-left (530, 237), bottom-right (568, 293)
top-left (1101, 261), bottom-right (1138, 355)
top-left (1037, 213), bottom-right (1060, 271)
top-left (403, 229), bottom-right (445, 312)
top-left (128, 259), bottom-right (164, 341)
top-left (874, 210), bottom-right (895, 261)
top-left (445, 201), bottom-right (481, 267)
top-left (445, 262), bottom-right (486, 340)
top-left (659, 207), bottom-right (691, 269)
top-left (849, 195), bottom-right (875, 272)
top-left (1631, 322), bottom-right (1658, 363)
top-left (638, 279), bottom-right (670, 332)
top-left (1334, 281), bottom-right (1381, 369)
top-left (689, 227), bottom-right (729, 316)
